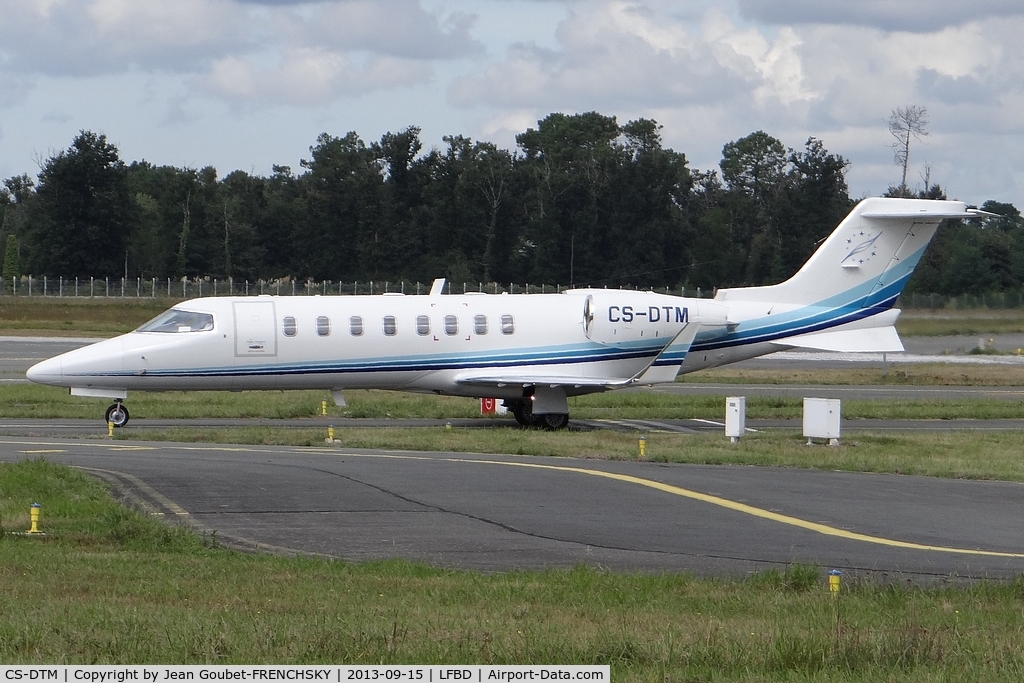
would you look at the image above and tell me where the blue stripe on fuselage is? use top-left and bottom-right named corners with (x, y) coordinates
top-left (691, 244), bottom-right (922, 352)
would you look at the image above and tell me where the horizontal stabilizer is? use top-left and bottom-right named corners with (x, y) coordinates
top-left (773, 326), bottom-right (904, 353)
top-left (861, 207), bottom-right (993, 219)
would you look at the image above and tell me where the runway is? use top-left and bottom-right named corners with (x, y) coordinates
top-left (3, 436), bottom-right (1024, 580)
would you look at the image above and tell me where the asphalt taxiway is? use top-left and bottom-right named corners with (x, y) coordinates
top-left (2, 436), bottom-right (1024, 580)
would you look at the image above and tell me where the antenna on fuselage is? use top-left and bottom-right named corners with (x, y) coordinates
top-left (429, 278), bottom-right (446, 296)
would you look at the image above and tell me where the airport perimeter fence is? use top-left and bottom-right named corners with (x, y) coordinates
top-left (0, 276), bottom-right (1015, 308)
top-left (0, 276), bottom-right (716, 300)
top-left (898, 292), bottom-right (1024, 310)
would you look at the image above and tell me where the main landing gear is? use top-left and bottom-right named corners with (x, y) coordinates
top-left (506, 400), bottom-right (569, 431)
top-left (105, 401), bottom-right (130, 428)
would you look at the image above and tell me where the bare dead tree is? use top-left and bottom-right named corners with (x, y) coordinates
top-left (889, 105), bottom-right (929, 196)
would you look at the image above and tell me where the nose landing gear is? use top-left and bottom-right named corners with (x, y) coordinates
top-left (104, 402), bottom-right (130, 428)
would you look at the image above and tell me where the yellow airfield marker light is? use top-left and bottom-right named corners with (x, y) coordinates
top-left (326, 425), bottom-right (336, 444)
top-left (446, 421), bottom-right (452, 430)
top-left (107, 421), bottom-right (114, 438)
top-left (828, 569), bottom-right (842, 595)
top-left (27, 503), bottom-right (45, 536)
top-left (321, 400), bottom-right (328, 416)
top-left (638, 436), bottom-right (647, 458)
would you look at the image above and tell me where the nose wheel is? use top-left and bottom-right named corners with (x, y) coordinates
top-left (105, 402), bottom-right (130, 428)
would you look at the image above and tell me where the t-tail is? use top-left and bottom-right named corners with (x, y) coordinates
top-left (702, 198), bottom-right (987, 357)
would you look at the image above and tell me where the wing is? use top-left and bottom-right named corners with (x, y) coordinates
top-left (453, 322), bottom-right (700, 391)
top-left (454, 373), bottom-right (633, 390)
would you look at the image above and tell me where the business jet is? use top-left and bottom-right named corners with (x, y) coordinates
top-left (27, 197), bottom-right (984, 429)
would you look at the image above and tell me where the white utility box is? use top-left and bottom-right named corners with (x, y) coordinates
top-left (725, 396), bottom-right (746, 443)
top-left (803, 397), bottom-right (841, 445)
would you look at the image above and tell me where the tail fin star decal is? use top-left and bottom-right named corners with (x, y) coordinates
top-left (841, 231), bottom-right (881, 266)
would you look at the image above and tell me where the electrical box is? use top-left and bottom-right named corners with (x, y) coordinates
top-left (725, 396), bottom-right (746, 443)
top-left (803, 398), bottom-right (841, 445)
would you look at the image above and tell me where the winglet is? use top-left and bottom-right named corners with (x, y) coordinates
top-left (629, 321), bottom-right (701, 385)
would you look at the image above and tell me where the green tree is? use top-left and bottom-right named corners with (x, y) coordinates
top-left (718, 131), bottom-right (789, 283)
top-left (371, 127), bottom-right (428, 281)
top-left (604, 118), bottom-right (692, 288)
top-left (2, 234), bottom-right (20, 283)
top-left (771, 137), bottom-right (851, 281)
top-left (126, 162), bottom-right (206, 278)
top-left (298, 131), bottom-right (383, 280)
top-left (516, 112), bottom-right (622, 285)
top-left (1, 175), bottom-right (34, 289)
top-left (25, 131), bottom-right (135, 277)
top-left (419, 135), bottom-right (519, 284)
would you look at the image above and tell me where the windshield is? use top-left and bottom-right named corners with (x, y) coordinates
top-left (137, 309), bottom-right (215, 333)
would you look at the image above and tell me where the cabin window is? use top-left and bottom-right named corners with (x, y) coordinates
top-left (444, 315), bottom-right (458, 336)
top-left (349, 316), bottom-right (364, 336)
top-left (474, 314), bottom-right (488, 335)
top-left (138, 309), bottom-right (215, 333)
top-left (383, 316), bottom-right (398, 336)
top-left (500, 314), bottom-right (515, 335)
top-left (283, 316), bottom-right (297, 337)
top-left (316, 316), bottom-right (331, 337)
top-left (416, 315), bottom-right (430, 336)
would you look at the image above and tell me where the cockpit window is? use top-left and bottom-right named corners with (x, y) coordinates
top-left (137, 309), bottom-right (215, 333)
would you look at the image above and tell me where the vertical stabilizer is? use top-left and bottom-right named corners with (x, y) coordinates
top-left (714, 198), bottom-right (980, 311)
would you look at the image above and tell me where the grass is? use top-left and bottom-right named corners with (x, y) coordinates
top-left (897, 308), bottom-right (1024, 337)
top-left (0, 297), bottom-right (170, 336)
top-left (5, 458), bottom-right (1024, 678)
top-left (686, 363), bottom-right (1024, 386)
top-left (4, 384), bottom-right (1024, 422)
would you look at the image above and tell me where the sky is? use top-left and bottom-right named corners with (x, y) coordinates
top-left (2, 0), bottom-right (1024, 208)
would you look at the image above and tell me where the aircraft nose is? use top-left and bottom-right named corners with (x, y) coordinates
top-left (26, 356), bottom-right (63, 385)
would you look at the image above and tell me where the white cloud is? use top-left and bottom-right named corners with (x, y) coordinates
top-left (0, 76), bottom-right (35, 108)
top-left (450, 2), bottom-right (813, 112)
top-left (479, 109), bottom-right (541, 146)
top-left (203, 49), bottom-right (431, 105)
top-left (0, 0), bottom-right (252, 75)
top-left (307, 0), bottom-right (481, 60)
top-left (0, 0), bottom-right (477, 105)
top-left (736, 0), bottom-right (1024, 32)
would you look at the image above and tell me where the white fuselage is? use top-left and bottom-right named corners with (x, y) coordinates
top-left (26, 290), bottom-right (739, 401)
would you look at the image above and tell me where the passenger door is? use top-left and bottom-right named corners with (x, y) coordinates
top-left (233, 300), bottom-right (277, 357)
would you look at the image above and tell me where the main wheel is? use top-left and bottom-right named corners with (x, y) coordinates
top-left (510, 401), bottom-right (531, 426)
top-left (539, 413), bottom-right (569, 431)
top-left (105, 403), bottom-right (130, 428)
top-left (510, 401), bottom-right (545, 428)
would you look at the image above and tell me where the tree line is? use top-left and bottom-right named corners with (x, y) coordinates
top-left (0, 112), bottom-right (1020, 297)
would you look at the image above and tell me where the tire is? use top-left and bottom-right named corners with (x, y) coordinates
top-left (539, 413), bottom-right (569, 431)
top-left (510, 401), bottom-right (531, 426)
top-left (510, 401), bottom-right (546, 428)
top-left (105, 403), bottom-right (130, 428)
